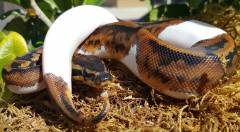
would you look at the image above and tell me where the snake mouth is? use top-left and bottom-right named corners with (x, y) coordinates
top-left (95, 72), bottom-right (113, 83)
top-left (72, 70), bottom-right (113, 88)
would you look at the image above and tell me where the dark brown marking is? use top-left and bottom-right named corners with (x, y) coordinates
top-left (3, 66), bottom-right (42, 87)
top-left (80, 21), bottom-right (140, 59)
top-left (136, 28), bottom-right (225, 95)
top-left (45, 73), bottom-right (110, 125)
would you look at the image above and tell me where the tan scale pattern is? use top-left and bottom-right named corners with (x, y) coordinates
top-left (3, 67), bottom-right (42, 87)
top-left (136, 29), bottom-right (226, 96)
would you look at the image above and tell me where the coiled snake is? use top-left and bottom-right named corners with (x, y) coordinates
top-left (2, 5), bottom-right (238, 125)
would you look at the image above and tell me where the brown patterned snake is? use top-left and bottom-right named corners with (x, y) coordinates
top-left (2, 5), bottom-right (238, 125)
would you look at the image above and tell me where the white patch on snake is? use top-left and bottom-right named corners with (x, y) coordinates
top-left (160, 89), bottom-right (198, 99)
top-left (78, 45), bottom-right (108, 57)
top-left (43, 5), bottom-right (118, 91)
top-left (120, 44), bottom-right (140, 77)
top-left (158, 20), bottom-right (226, 48)
top-left (7, 81), bottom-right (46, 94)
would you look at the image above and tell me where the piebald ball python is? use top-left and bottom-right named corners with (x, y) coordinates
top-left (2, 5), bottom-right (238, 125)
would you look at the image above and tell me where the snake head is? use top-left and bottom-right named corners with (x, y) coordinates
top-left (72, 55), bottom-right (113, 88)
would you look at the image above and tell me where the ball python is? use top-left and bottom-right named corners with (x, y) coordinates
top-left (2, 5), bottom-right (238, 125)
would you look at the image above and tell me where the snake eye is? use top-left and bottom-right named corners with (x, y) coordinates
top-left (85, 73), bottom-right (96, 81)
top-left (81, 69), bottom-right (97, 81)
top-left (96, 72), bottom-right (112, 82)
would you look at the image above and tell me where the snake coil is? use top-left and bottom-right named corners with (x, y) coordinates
top-left (2, 5), bottom-right (238, 125)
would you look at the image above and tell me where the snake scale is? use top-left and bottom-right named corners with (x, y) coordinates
top-left (2, 6), bottom-right (238, 125)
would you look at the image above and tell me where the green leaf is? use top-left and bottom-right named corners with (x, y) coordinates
top-left (233, 0), bottom-right (240, 10)
top-left (149, 8), bottom-right (159, 21)
top-left (0, 54), bottom-right (15, 85)
top-left (4, 17), bottom-right (28, 36)
top-left (2, 0), bottom-right (21, 5)
top-left (154, 6), bottom-right (165, 20)
top-left (0, 32), bottom-right (28, 59)
top-left (25, 17), bottom-right (48, 47)
top-left (0, 67), bottom-right (14, 101)
top-left (37, 0), bottom-right (58, 20)
top-left (72, 0), bottom-right (84, 6)
top-left (0, 33), bottom-right (6, 42)
top-left (0, 32), bottom-right (29, 78)
top-left (1, 10), bottom-right (48, 47)
top-left (54, 0), bottom-right (72, 11)
top-left (0, 32), bottom-right (28, 101)
top-left (42, 0), bottom-right (58, 9)
top-left (164, 4), bottom-right (190, 18)
top-left (188, 0), bottom-right (205, 9)
top-left (83, 0), bottom-right (105, 5)
top-left (0, 83), bottom-right (14, 102)
top-left (0, 9), bottom-right (27, 33)
top-left (141, 4), bottom-right (190, 21)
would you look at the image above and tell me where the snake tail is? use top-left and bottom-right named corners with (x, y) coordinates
top-left (44, 73), bottom-right (110, 125)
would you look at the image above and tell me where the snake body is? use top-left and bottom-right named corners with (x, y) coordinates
top-left (78, 20), bottom-right (237, 99)
top-left (2, 6), bottom-right (238, 125)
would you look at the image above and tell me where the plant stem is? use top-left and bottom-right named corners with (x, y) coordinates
top-left (30, 0), bottom-right (52, 27)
